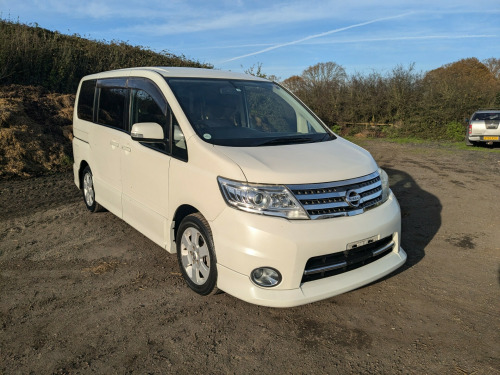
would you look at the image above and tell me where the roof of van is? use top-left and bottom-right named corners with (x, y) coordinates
top-left (87, 67), bottom-right (268, 81)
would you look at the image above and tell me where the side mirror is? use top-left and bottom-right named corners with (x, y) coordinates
top-left (131, 122), bottom-right (164, 142)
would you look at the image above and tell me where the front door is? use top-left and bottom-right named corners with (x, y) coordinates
top-left (121, 79), bottom-right (171, 248)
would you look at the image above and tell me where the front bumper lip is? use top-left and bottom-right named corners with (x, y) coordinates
top-left (217, 247), bottom-right (407, 308)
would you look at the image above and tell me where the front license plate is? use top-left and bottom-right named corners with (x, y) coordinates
top-left (347, 234), bottom-right (380, 250)
top-left (484, 136), bottom-right (499, 140)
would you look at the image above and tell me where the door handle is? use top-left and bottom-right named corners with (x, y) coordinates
top-left (110, 140), bottom-right (119, 147)
top-left (122, 145), bottom-right (131, 152)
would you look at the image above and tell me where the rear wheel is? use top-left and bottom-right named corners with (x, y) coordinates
top-left (176, 213), bottom-right (217, 295)
top-left (82, 166), bottom-right (103, 212)
top-left (465, 132), bottom-right (474, 146)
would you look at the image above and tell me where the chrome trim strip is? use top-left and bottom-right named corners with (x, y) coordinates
top-left (295, 190), bottom-right (345, 199)
top-left (309, 212), bottom-right (348, 220)
top-left (361, 190), bottom-right (382, 202)
top-left (303, 261), bottom-right (348, 276)
top-left (287, 171), bottom-right (379, 191)
top-left (372, 241), bottom-right (395, 256)
top-left (303, 201), bottom-right (350, 210)
top-left (293, 180), bottom-right (381, 199)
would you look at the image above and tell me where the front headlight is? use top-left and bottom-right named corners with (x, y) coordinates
top-left (217, 177), bottom-right (309, 219)
top-left (378, 167), bottom-right (390, 203)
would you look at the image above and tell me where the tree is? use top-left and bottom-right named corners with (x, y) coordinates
top-left (295, 62), bottom-right (347, 125)
top-left (483, 57), bottom-right (500, 80)
top-left (243, 63), bottom-right (280, 82)
top-left (422, 58), bottom-right (499, 128)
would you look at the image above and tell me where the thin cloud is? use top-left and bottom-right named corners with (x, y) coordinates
top-left (307, 34), bottom-right (498, 45)
top-left (221, 12), bottom-right (414, 63)
top-left (113, 2), bottom-right (357, 36)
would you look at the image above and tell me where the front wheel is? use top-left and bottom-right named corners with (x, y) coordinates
top-left (82, 166), bottom-right (103, 213)
top-left (176, 213), bottom-right (217, 295)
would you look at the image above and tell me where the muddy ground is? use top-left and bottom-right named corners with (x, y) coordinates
top-left (1, 140), bottom-right (499, 374)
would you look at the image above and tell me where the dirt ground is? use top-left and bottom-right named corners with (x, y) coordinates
top-left (1, 140), bottom-right (499, 374)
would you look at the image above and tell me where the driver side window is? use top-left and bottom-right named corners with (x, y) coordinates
top-left (130, 88), bottom-right (170, 153)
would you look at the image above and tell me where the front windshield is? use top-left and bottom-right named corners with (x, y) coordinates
top-left (166, 78), bottom-right (334, 147)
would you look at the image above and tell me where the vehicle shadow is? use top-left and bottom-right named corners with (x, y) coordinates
top-left (385, 167), bottom-right (442, 272)
top-left (474, 143), bottom-right (500, 149)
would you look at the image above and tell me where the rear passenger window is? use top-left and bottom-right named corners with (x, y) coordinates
top-left (77, 80), bottom-right (96, 121)
top-left (97, 87), bottom-right (127, 130)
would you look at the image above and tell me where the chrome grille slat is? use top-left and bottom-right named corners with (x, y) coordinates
top-left (294, 179), bottom-right (381, 200)
top-left (287, 171), bottom-right (383, 220)
top-left (303, 201), bottom-right (350, 210)
top-left (301, 235), bottom-right (395, 283)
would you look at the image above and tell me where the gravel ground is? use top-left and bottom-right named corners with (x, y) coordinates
top-left (1, 140), bottom-right (499, 374)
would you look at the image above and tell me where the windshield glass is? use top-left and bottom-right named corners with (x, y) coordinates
top-left (472, 112), bottom-right (500, 121)
top-left (166, 78), bottom-right (334, 147)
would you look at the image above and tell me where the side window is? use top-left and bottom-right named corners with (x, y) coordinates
top-left (77, 79), bottom-right (96, 121)
top-left (130, 88), bottom-right (169, 153)
top-left (97, 86), bottom-right (127, 130)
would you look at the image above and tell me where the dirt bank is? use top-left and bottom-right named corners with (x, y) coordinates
top-left (0, 84), bottom-right (74, 178)
top-left (1, 140), bottom-right (499, 374)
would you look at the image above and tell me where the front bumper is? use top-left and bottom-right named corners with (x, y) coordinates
top-left (211, 192), bottom-right (406, 307)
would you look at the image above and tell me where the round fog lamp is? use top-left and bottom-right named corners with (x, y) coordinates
top-left (251, 267), bottom-right (282, 287)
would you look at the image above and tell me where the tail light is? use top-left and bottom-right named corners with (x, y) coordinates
top-left (468, 124), bottom-right (472, 135)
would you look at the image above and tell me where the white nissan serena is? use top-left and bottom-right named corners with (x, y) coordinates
top-left (72, 67), bottom-right (406, 307)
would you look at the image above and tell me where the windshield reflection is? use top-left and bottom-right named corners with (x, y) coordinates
top-left (166, 78), bottom-right (334, 147)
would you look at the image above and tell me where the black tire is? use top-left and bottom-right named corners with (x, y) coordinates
top-left (176, 213), bottom-right (218, 296)
top-left (465, 135), bottom-right (473, 146)
top-left (81, 166), bottom-right (104, 213)
top-left (465, 128), bottom-right (475, 146)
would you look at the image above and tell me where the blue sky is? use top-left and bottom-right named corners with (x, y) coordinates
top-left (1, 0), bottom-right (499, 80)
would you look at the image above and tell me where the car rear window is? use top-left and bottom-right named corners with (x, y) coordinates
top-left (472, 112), bottom-right (500, 121)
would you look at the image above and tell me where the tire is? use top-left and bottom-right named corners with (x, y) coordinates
top-left (176, 213), bottom-right (217, 296)
top-left (465, 129), bottom-right (474, 146)
top-left (81, 166), bottom-right (104, 213)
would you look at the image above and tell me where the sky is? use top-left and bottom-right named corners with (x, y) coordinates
top-left (1, 0), bottom-right (499, 80)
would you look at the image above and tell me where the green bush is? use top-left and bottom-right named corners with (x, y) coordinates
top-left (330, 124), bottom-right (342, 134)
top-left (446, 121), bottom-right (466, 141)
top-left (0, 19), bottom-right (212, 93)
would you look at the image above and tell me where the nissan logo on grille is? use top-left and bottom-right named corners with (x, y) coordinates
top-left (345, 189), bottom-right (361, 207)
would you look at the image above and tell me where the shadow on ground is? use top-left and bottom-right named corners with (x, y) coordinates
top-left (386, 168), bottom-right (442, 271)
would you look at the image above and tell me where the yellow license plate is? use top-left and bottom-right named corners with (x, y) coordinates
top-left (484, 136), bottom-right (499, 140)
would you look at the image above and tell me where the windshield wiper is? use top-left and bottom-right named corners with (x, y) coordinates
top-left (256, 136), bottom-right (316, 146)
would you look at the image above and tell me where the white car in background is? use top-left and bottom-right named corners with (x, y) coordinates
top-left (466, 109), bottom-right (500, 146)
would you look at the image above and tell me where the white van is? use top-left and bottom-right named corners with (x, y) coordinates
top-left (72, 67), bottom-right (406, 307)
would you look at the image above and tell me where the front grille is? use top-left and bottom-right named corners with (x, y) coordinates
top-left (301, 235), bottom-right (394, 283)
top-left (287, 171), bottom-right (382, 220)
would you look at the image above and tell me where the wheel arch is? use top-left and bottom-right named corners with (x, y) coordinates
top-left (77, 160), bottom-right (90, 189)
top-left (169, 204), bottom-right (203, 253)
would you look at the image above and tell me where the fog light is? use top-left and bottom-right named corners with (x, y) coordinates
top-left (251, 267), bottom-right (282, 287)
